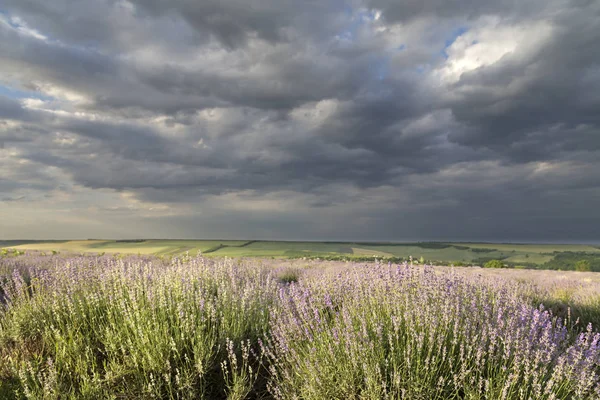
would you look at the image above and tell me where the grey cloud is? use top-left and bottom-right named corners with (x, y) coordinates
top-left (364, 0), bottom-right (573, 23)
top-left (132, 0), bottom-right (294, 47)
top-left (0, 23), bottom-right (221, 116)
top-left (444, 6), bottom-right (600, 157)
top-left (0, 95), bottom-right (30, 121)
top-left (0, 0), bottom-right (199, 52)
top-left (129, 0), bottom-right (349, 48)
top-left (1, 195), bottom-right (26, 202)
top-left (0, 0), bottom-right (599, 241)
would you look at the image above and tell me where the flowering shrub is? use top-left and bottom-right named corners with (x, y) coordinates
top-left (267, 266), bottom-right (600, 399)
top-left (1, 254), bottom-right (599, 399)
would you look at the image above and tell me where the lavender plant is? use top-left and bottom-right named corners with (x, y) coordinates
top-left (266, 265), bottom-right (600, 399)
top-left (1, 254), bottom-right (599, 399)
top-left (1, 254), bottom-right (276, 399)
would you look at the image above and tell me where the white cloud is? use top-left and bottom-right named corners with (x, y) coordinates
top-left (0, 15), bottom-right (48, 41)
top-left (436, 18), bottom-right (554, 84)
top-left (290, 99), bottom-right (338, 126)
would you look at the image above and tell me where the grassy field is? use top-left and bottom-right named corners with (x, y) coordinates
top-left (3, 239), bottom-right (250, 256)
top-left (352, 244), bottom-right (481, 260)
top-left (3, 239), bottom-right (600, 270)
top-left (457, 243), bottom-right (600, 253)
top-left (210, 241), bottom-right (354, 257)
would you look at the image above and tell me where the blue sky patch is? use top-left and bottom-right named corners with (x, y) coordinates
top-left (0, 84), bottom-right (54, 101)
top-left (441, 26), bottom-right (469, 59)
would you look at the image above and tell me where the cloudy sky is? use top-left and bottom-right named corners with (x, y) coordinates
top-left (0, 0), bottom-right (599, 242)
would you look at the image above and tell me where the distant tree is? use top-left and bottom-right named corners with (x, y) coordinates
top-left (484, 259), bottom-right (504, 269)
top-left (575, 260), bottom-right (591, 272)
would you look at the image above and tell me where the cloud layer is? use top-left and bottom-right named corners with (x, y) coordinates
top-left (1, 0), bottom-right (599, 241)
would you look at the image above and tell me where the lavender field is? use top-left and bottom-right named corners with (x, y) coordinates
top-left (1, 253), bottom-right (600, 399)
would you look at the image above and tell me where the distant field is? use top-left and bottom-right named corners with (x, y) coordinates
top-left (4, 240), bottom-right (250, 256)
top-left (502, 253), bottom-right (555, 264)
top-left (454, 243), bottom-right (600, 253)
top-left (3, 240), bottom-right (600, 270)
top-left (351, 247), bottom-right (395, 257)
top-left (211, 241), bottom-right (353, 257)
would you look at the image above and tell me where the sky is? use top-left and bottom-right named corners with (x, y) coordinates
top-left (0, 0), bottom-right (599, 242)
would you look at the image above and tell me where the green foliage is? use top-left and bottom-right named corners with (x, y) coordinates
top-left (278, 268), bottom-right (301, 284)
top-left (414, 242), bottom-right (452, 249)
top-left (1, 249), bottom-right (26, 257)
top-left (451, 245), bottom-right (470, 250)
top-left (474, 255), bottom-right (508, 265)
top-left (471, 248), bottom-right (496, 253)
top-left (0, 378), bottom-right (19, 399)
top-left (202, 243), bottom-right (226, 253)
top-left (543, 252), bottom-right (600, 272)
top-left (575, 260), bottom-right (592, 272)
top-left (484, 259), bottom-right (505, 269)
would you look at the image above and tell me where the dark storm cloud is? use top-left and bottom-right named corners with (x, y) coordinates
top-left (0, 95), bottom-right (30, 121)
top-left (1, 0), bottom-right (599, 240)
top-left (441, 4), bottom-right (600, 157)
top-left (0, 0), bottom-right (200, 51)
top-left (129, 0), bottom-right (349, 48)
top-left (131, 0), bottom-right (296, 47)
top-left (0, 14), bottom-right (361, 116)
top-left (136, 57), bottom-right (362, 112)
top-left (363, 0), bottom-right (577, 23)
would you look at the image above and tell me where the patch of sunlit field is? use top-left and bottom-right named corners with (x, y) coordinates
top-left (209, 241), bottom-right (354, 257)
top-left (5, 240), bottom-right (107, 253)
top-left (1, 253), bottom-right (600, 399)
top-left (351, 247), bottom-right (395, 257)
top-left (5, 240), bottom-right (251, 256)
top-left (502, 253), bottom-right (555, 264)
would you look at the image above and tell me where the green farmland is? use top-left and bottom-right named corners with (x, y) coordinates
top-left (2, 239), bottom-right (600, 270)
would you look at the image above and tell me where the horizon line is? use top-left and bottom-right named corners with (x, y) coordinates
top-left (1, 238), bottom-right (599, 246)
